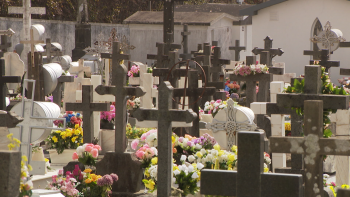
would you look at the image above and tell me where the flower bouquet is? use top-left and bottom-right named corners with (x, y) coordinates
top-left (126, 97), bottom-right (141, 111)
top-left (126, 123), bottom-right (153, 140)
top-left (203, 99), bottom-right (227, 118)
top-left (72, 143), bottom-right (101, 167)
top-left (233, 64), bottom-right (269, 76)
top-left (54, 111), bottom-right (83, 129)
top-left (224, 79), bottom-right (240, 94)
top-left (128, 65), bottom-right (140, 77)
top-left (174, 133), bottom-right (217, 156)
top-left (46, 124), bottom-right (83, 154)
top-left (135, 144), bottom-right (158, 168)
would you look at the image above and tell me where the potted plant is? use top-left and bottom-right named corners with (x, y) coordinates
top-left (128, 65), bottom-right (140, 85)
top-left (126, 97), bottom-right (141, 117)
top-left (100, 104), bottom-right (115, 130)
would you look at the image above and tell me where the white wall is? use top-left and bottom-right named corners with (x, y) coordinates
top-left (250, 0), bottom-right (350, 84)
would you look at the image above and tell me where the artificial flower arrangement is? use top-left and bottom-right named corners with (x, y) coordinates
top-left (173, 133), bottom-right (217, 156)
top-left (72, 143), bottom-right (101, 167)
top-left (224, 79), bottom-right (240, 94)
top-left (203, 99), bottom-right (227, 118)
top-left (233, 63), bottom-right (269, 76)
top-left (285, 122), bottom-right (291, 136)
top-left (54, 111), bottom-right (83, 129)
top-left (126, 97), bottom-right (141, 111)
top-left (45, 95), bottom-right (53, 102)
top-left (131, 129), bottom-right (158, 149)
top-left (47, 165), bottom-right (118, 197)
top-left (126, 123), bottom-right (154, 139)
top-left (46, 124), bottom-right (84, 154)
top-left (9, 93), bottom-right (25, 101)
top-left (100, 104), bottom-right (115, 124)
top-left (135, 144), bottom-right (158, 168)
top-left (7, 134), bottom-right (34, 197)
top-left (323, 174), bottom-right (350, 197)
top-left (127, 64), bottom-right (153, 77)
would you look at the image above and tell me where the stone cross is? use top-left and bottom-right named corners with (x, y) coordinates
top-left (41, 38), bottom-right (63, 63)
top-left (0, 36), bottom-right (12, 57)
top-left (133, 81), bottom-right (197, 197)
top-left (154, 0), bottom-right (189, 44)
top-left (101, 42), bottom-right (130, 86)
top-left (311, 21), bottom-right (345, 54)
top-left (201, 131), bottom-right (303, 197)
top-left (270, 100), bottom-right (350, 197)
top-left (77, 0), bottom-right (89, 23)
top-left (27, 52), bottom-right (45, 101)
top-left (147, 42), bottom-right (169, 69)
top-left (229, 40), bottom-right (246, 61)
top-left (304, 48), bottom-right (323, 60)
top-left (173, 69), bottom-right (216, 137)
top-left (66, 85), bottom-right (110, 144)
top-left (211, 46), bottom-right (230, 82)
top-left (52, 75), bottom-right (74, 106)
top-left (252, 36), bottom-right (284, 67)
top-left (20, 28), bottom-right (44, 67)
top-left (309, 49), bottom-right (340, 72)
top-left (0, 60), bottom-right (21, 110)
top-left (8, 0), bottom-right (46, 68)
top-left (180, 24), bottom-right (192, 61)
top-left (0, 150), bottom-right (21, 197)
top-left (195, 44), bottom-right (211, 67)
top-left (206, 99), bottom-right (257, 149)
top-left (70, 59), bottom-right (92, 78)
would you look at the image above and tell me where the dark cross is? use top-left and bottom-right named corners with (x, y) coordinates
top-left (191, 43), bottom-right (203, 57)
top-left (173, 69), bottom-right (217, 137)
top-left (179, 24), bottom-right (192, 61)
top-left (101, 42), bottom-right (130, 86)
top-left (309, 49), bottom-right (340, 72)
top-left (212, 41), bottom-right (218, 47)
top-left (66, 85), bottom-right (110, 144)
top-left (95, 63), bottom-right (146, 153)
top-left (52, 75), bottom-right (74, 107)
top-left (252, 36), bottom-right (284, 67)
top-left (133, 81), bottom-right (197, 197)
top-left (229, 40), bottom-right (246, 61)
top-left (0, 35), bottom-right (12, 57)
top-left (27, 52), bottom-right (44, 101)
top-left (41, 38), bottom-right (63, 63)
top-left (20, 28), bottom-right (44, 67)
top-left (338, 189), bottom-right (350, 197)
top-left (211, 46), bottom-right (230, 82)
top-left (201, 131), bottom-right (303, 197)
top-left (154, 0), bottom-right (189, 44)
top-left (303, 48), bottom-right (323, 60)
top-left (270, 100), bottom-right (350, 197)
top-left (340, 41), bottom-right (350, 48)
top-left (195, 44), bottom-right (211, 67)
top-left (0, 60), bottom-right (21, 110)
top-left (147, 42), bottom-right (169, 69)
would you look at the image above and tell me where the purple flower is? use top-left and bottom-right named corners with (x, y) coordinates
top-left (110, 173), bottom-right (119, 182)
top-left (103, 175), bottom-right (113, 186)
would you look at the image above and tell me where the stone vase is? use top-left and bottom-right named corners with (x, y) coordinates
top-left (48, 149), bottom-right (76, 164)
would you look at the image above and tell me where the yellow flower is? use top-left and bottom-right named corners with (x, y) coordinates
top-left (90, 174), bottom-right (98, 181)
top-left (264, 167), bottom-right (269, 173)
top-left (228, 154), bottom-right (235, 162)
top-left (14, 138), bottom-right (21, 146)
top-left (214, 144), bottom-right (220, 151)
top-left (96, 175), bottom-right (102, 179)
top-left (342, 184), bottom-right (350, 189)
top-left (22, 155), bottom-right (28, 162)
top-left (55, 130), bottom-right (61, 134)
top-left (66, 131), bottom-right (72, 137)
top-left (196, 152), bottom-right (203, 158)
top-left (21, 171), bottom-right (27, 177)
top-left (71, 137), bottom-right (77, 143)
top-left (7, 143), bottom-right (15, 150)
top-left (85, 178), bottom-right (93, 184)
top-left (144, 169), bottom-right (150, 178)
top-left (52, 136), bottom-right (58, 143)
top-left (45, 158), bottom-right (49, 162)
top-left (172, 136), bottom-right (175, 143)
top-left (144, 180), bottom-right (155, 190)
top-left (80, 138), bottom-right (83, 143)
top-left (284, 122), bottom-right (291, 131)
top-left (84, 169), bottom-right (92, 173)
top-left (28, 164), bottom-right (32, 171)
top-left (192, 163), bottom-right (197, 170)
top-left (151, 157), bottom-right (158, 165)
top-left (218, 150), bottom-right (224, 156)
top-left (74, 129), bottom-right (81, 135)
top-left (6, 133), bottom-right (13, 139)
top-left (231, 145), bottom-right (237, 153)
top-left (60, 132), bottom-right (67, 139)
top-left (329, 186), bottom-right (336, 196)
top-left (75, 124), bottom-right (80, 129)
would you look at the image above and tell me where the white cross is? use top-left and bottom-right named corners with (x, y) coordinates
top-left (8, 0), bottom-right (45, 67)
top-left (206, 99), bottom-right (257, 149)
top-left (69, 59), bottom-right (92, 78)
top-left (20, 28), bottom-right (44, 67)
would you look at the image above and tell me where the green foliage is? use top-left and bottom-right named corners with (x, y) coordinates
top-left (78, 151), bottom-right (97, 166)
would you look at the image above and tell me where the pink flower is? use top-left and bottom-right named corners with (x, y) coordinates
top-left (85, 144), bottom-right (94, 152)
top-left (91, 148), bottom-right (99, 158)
top-left (58, 170), bottom-right (63, 175)
top-left (52, 175), bottom-right (57, 183)
top-left (131, 139), bottom-right (139, 150)
top-left (94, 145), bottom-right (102, 151)
top-left (135, 150), bottom-right (145, 159)
top-left (256, 86), bottom-right (259, 94)
top-left (72, 152), bottom-right (79, 160)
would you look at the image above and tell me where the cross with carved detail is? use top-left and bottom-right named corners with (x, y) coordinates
top-left (252, 36), bottom-right (284, 67)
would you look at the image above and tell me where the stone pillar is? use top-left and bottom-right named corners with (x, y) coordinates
top-left (0, 150), bottom-right (21, 197)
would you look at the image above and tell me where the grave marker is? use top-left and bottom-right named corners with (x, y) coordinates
top-left (229, 40), bottom-right (246, 61)
top-left (52, 75), bottom-right (74, 107)
top-left (20, 28), bottom-right (44, 68)
top-left (180, 24), bottom-right (192, 61)
top-left (41, 38), bottom-right (63, 63)
top-left (4, 52), bottom-right (25, 92)
top-left (270, 100), bottom-right (350, 197)
top-left (0, 150), bottom-right (21, 197)
top-left (0, 29), bottom-right (15, 57)
top-left (201, 131), bottom-right (303, 197)
top-left (147, 42), bottom-right (169, 69)
top-left (0, 60), bottom-right (21, 110)
top-left (66, 85), bottom-right (110, 144)
top-left (252, 36), bottom-right (284, 67)
top-left (211, 46), bottom-right (230, 82)
top-left (133, 81), bottom-right (197, 197)
top-left (309, 49), bottom-right (340, 72)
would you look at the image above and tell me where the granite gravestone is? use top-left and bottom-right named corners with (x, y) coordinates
top-left (133, 81), bottom-right (197, 197)
top-left (147, 42), bottom-right (169, 69)
top-left (201, 131), bottom-right (303, 197)
top-left (66, 85), bottom-right (110, 144)
top-left (0, 60), bottom-right (21, 110)
top-left (96, 41), bottom-right (146, 195)
top-left (270, 100), bottom-right (350, 197)
top-left (229, 40), bottom-right (246, 61)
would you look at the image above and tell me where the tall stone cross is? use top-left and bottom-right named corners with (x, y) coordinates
top-left (0, 60), bottom-right (21, 110)
top-left (303, 48), bottom-right (323, 60)
top-left (309, 49), bottom-right (340, 72)
top-left (229, 40), bottom-right (246, 61)
top-left (270, 100), bottom-right (350, 197)
top-left (252, 36), bottom-right (284, 67)
top-left (52, 75), bottom-right (74, 107)
top-left (195, 44), bottom-right (211, 68)
top-left (41, 38), bottom-right (63, 63)
top-left (0, 28), bottom-right (15, 57)
top-left (133, 82), bottom-right (197, 197)
top-left (180, 24), bottom-right (192, 61)
top-left (173, 69), bottom-right (217, 137)
top-left (101, 42), bottom-right (130, 86)
top-left (211, 46), bottom-right (230, 82)
top-left (8, 0), bottom-right (45, 67)
top-left (66, 85), bottom-right (110, 144)
top-left (20, 28), bottom-right (44, 67)
top-left (201, 131), bottom-right (303, 197)
top-left (147, 42), bottom-right (169, 69)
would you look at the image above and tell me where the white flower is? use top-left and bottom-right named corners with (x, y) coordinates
top-left (191, 172), bottom-right (199, 179)
top-left (76, 146), bottom-right (84, 156)
top-left (211, 150), bottom-right (218, 156)
top-left (197, 163), bottom-right (204, 170)
top-left (197, 182), bottom-right (200, 187)
top-left (188, 155), bottom-right (196, 163)
top-left (265, 157), bottom-right (271, 164)
top-left (195, 144), bottom-right (202, 150)
top-left (180, 155), bottom-right (187, 161)
top-left (188, 165), bottom-right (194, 173)
top-left (200, 149), bottom-right (206, 155)
top-left (174, 169), bottom-right (180, 175)
top-left (151, 147), bottom-right (158, 156)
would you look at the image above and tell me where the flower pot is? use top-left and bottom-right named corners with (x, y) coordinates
top-left (129, 77), bottom-right (140, 85)
top-left (48, 149), bottom-right (76, 164)
top-left (100, 121), bottom-right (114, 130)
